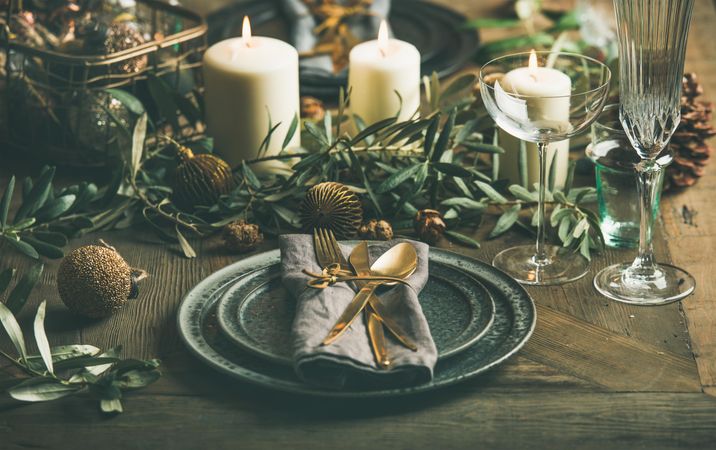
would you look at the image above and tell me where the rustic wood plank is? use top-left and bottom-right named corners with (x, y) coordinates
top-left (2, 392), bottom-right (716, 450)
top-left (659, 0), bottom-right (716, 394)
top-left (525, 303), bottom-right (701, 392)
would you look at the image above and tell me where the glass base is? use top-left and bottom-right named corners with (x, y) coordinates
top-left (594, 262), bottom-right (695, 305)
top-left (492, 245), bottom-right (590, 286)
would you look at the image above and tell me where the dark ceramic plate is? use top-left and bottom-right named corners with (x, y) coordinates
top-left (177, 247), bottom-right (536, 397)
top-left (206, 0), bottom-right (480, 99)
top-left (216, 261), bottom-right (496, 365)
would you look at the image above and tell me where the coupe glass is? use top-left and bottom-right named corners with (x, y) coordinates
top-left (594, 0), bottom-right (696, 305)
top-left (480, 51), bottom-right (611, 285)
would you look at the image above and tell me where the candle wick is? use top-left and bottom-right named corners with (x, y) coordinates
top-left (529, 73), bottom-right (538, 82)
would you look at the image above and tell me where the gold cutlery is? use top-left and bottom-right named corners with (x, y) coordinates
top-left (350, 241), bottom-right (391, 368)
top-left (321, 242), bottom-right (417, 346)
top-left (348, 241), bottom-right (419, 351)
top-left (313, 229), bottom-right (418, 366)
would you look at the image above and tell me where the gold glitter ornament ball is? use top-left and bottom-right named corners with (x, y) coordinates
top-left (57, 244), bottom-right (146, 319)
top-left (300, 182), bottom-right (363, 238)
top-left (172, 146), bottom-right (236, 209)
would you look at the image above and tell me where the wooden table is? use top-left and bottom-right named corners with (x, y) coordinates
top-left (2, 1), bottom-right (716, 448)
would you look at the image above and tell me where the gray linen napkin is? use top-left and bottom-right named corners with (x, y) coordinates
top-left (280, 234), bottom-right (437, 389)
top-left (281, 0), bottom-right (391, 75)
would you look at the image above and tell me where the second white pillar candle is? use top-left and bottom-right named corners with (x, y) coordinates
top-left (348, 21), bottom-right (421, 125)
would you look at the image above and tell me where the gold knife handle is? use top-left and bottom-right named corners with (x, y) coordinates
top-left (322, 282), bottom-right (378, 346)
top-left (368, 297), bottom-right (418, 352)
top-left (366, 305), bottom-right (390, 369)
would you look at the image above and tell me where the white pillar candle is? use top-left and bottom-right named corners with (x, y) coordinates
top-left (203, 17), bottom-right (300, 173)
top-left (496, 51), bottom-right (571, 189)
top-left (348, 20), bottom-right (421, 125)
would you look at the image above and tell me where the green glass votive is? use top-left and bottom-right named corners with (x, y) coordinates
top-left (586, 104), bottom-right (671, 248)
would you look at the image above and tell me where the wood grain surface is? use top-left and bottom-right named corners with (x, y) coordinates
top-left (1, 0), bottom-right (716, 449)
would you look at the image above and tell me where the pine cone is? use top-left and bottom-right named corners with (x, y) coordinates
top-left (414, 209), bottom-right (446, 245)
top-left (665, 73), bottom-right (715, 189)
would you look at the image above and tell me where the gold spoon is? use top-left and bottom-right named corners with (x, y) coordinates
top-left (322, 243), bottom-right (417, 346)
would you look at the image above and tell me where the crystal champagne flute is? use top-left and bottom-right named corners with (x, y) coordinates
top-left (593, 0), bottom-right (696, 304)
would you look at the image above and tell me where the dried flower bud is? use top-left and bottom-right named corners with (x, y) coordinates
top-left (358, 219), bottom-right (394, 241)
top-left (414, 209), bottom-right (446, 245)
top-left (300, 96), bottom-right (326, 121)
top-left (222, 220), bottom-right (263, 254)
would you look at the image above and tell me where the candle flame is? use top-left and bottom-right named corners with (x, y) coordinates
top-left (528, 49), bottom-right (538, 70)
top-left (378, 20), bottom-right (389, 57)
top-left (528, 49), bottom-right (538, 81)
top-left (242, 16), bottom-right (253, 48)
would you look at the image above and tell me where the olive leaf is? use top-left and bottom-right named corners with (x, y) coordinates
top-left (376, 164), bottom-right (423, 194)
top-left (475, 181), bottom-right (508, 204)
top-left (176, 226), bottom-right (197, 259)
top-left (13, 166), bottom-right (55, 223)
top-left (282, 114), bottom-right (300, 150)
top-left (4, 263), bottom-right (44, 314)
top-left (8, 378), bottom-right (82, 402)
top-left (0, 176), bottom-right (15, 229)
top-left (33, 301), bottom-right (53, 374)
top-left (445, 230), bottom-right (481, 248)
top-left (105, 89), bottom-right (145, 115)
top-left (441, 197), bottom-right (487, 211)
top-left (3, 236), bottom-right (39, 259)
top-left (0, 301), bottom-right (27, 362)
top-left (489, 204), bottom-right (521, 238)
top-left (130, 113), bottom-right (148, 179)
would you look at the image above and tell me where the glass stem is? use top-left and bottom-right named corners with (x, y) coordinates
top-left (534, 142), bottom-right (549, 266)
top-left (631, 159), bottom-right (661, 277)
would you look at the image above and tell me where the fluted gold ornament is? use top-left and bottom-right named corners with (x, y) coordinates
top-left (172, 146), bottom-right (236, 209)
top-left (300, 182), bottom-right (363, 238)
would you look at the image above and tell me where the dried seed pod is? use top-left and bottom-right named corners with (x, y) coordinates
top-left (222, 220), bottom-right (263, 253)
top-left (300, 96), bottom-right (326, 121)
top-left (172, 146), bottom-right (236, 209)
top-left (414, 209), bottom-right (446, 245)
top-left (300, 182), bottom-right (363, 238)
top-left (358, 219), bottom-right (394, 241)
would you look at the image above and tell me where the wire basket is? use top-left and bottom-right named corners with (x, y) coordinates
top-left (1, 0), bottom-right (207, 167)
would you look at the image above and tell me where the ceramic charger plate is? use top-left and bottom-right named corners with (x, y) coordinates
top-left (215, 261), bottom-right (496, 365)
top-left (177, 246), bottom-right (536, 397)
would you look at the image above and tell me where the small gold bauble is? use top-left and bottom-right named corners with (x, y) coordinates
top-left (172, 146), bottom-right (236, 209)
top-left (57, 242), bottom-right (147, 319)
top-left (300, 182), bottom-right (363, 238)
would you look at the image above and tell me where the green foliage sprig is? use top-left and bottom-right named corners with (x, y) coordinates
top-left (0, 301), bottom-right (161, 414)
top-left (0, 166), bottom-right (137, 260)
top-left (0, 72), bottom-right (605, 260)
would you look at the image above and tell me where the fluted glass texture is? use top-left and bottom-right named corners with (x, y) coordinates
top-left (615, 0), bottom-right (695, 159)
top-left (594, 0), bottom-right (696, 305)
